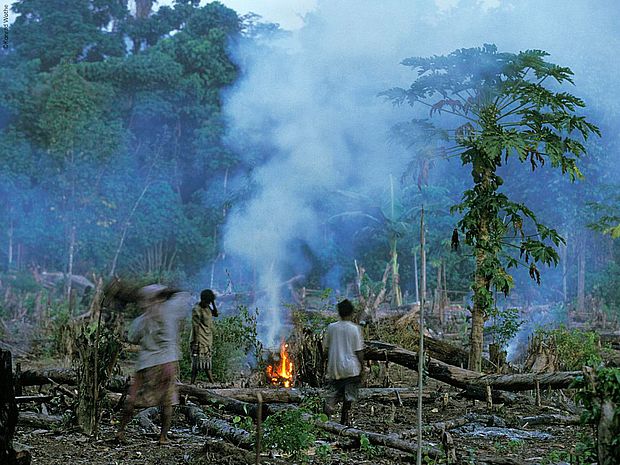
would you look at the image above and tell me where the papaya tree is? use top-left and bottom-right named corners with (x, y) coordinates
top-left (383, 44), bottom-right (599, 371)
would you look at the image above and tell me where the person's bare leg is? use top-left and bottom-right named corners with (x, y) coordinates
top-left (341, 400), bottom-right (352, 426)
top-left (190, 363), bottom-right (197, 384)
top-left (159, 403), bottom-right (173, 444)
top-left (206, 369), bottom-right (214, 383)
top-left (116, 401), bottom-right (135, 443)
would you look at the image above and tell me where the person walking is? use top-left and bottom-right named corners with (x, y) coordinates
top-left (190, 289), bottom-right (218, 384)
top-left (323, 299), bottom-right (365, 426)
top-left (116, 284), bottom-right (191, 444)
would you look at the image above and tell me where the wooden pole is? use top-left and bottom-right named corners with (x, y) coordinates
top-left (417, 207), bottom-right (426, 465)
top-left (255, 393), bottom-right (263, 465)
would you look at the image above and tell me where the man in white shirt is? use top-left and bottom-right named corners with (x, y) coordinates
top-left (323, 299), bottom-right (365, 426)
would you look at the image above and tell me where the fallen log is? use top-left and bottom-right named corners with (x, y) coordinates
top-left (14, 396), bottom-right (54, 405)
top-left (17, 412), bottom-right (62, 429)
top-left (19, 369), bottom-right (77, 387)
top-left (365, 341), bottom-right (580, 393)
top-left (182, 404), bottom-right (252, 447)
top-left (178, 384), bottom-right (260, 419)
top-left (134, 407), bottom-right (160, 435)
top-left (203, 387), bottom-right (428, 404)
top-left (399, 414), bottom-right (478, 438)
top-left (424, 332), bottom-right (495, 371)
top-left (518, 413), bottom-right (580, 427)
top-left (312, 415), bottom-right (442, 458)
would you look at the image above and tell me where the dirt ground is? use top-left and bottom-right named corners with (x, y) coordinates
top-left (14, 366), bottom-right (588, 465)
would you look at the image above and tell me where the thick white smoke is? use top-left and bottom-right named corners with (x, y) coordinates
top-left (221, 0), bottom-right (620, 346)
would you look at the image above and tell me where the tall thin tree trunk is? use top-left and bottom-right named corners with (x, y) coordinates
top-left (413, 250), bottom-right (419, 304)
top-left (442, 259), bottom-right (448, 323)
top-left (109, 180), bottom-right (151, 277)
top-left (561, 232), bottom-right (568, 303)
top-left (391, 241), bottom-right (402, 307)
top-left (417, 208), bottom-right (426, 465)
top-left (469, 245), bottom-right (490, 372)
top-left (577, 233), bottom-right (586, 315)
top-left (7, 214), bottom-right (13, 270)
top-left (435, 264), bottom-right (442, 317)
top-left (67, 224), bottom-right (76, 301)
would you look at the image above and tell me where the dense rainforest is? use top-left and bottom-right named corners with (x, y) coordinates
top-left (0, 0), bottom-right (617, 319)
top-left (1, 1), bottom-right (620, 465)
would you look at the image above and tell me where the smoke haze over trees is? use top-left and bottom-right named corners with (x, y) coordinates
top-left (0, 0), bottom-right (619, 346)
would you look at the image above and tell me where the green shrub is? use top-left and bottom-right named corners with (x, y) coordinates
top-left (534, 325), bottom-right (605, 370)
top-left (262, 408), bottom-right (316, 460)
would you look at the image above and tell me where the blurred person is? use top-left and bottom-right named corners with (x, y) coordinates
top-left (323, 299), bottom-right (365, 426)
top-left (116, 284), bottom-right (191, 444)
top-left (190, 289), bottom-right (219, 384)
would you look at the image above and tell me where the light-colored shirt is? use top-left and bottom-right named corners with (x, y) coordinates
top-left (323, 320), bottom-right (364, 380)
top-left (128, 291), bottom-right (192, 371)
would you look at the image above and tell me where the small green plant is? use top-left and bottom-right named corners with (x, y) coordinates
top-left (232, 414), bottom-right (254, 433)
top-left (300, 393), bottom-right (324, 415)
top-left (315, 443), bottom-right (332, 461)
top-left (493, 439), bottom-right (524, 455)
top-left (262, 408), bottom-right (316, 460)
top-left (359, 434), bottom-right (379, 459)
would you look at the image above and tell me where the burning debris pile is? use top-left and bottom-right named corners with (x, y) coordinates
top-left (265, 341), bottom-right (295, 388)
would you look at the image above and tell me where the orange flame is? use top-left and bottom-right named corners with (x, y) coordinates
top-left (266, 342), bottom-right (294, 388)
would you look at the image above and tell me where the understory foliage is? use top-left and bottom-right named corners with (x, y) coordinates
top-left (262, 408), bottom-right (318, 460)
top-left (487, 307), bottom-right (523, 349)
top-left (384, 44), bottom-right (599, 370)
top-left (180, 305), bottom-right (262, 382)
top-left (573, 367), bottom-right (620, 464)
top-left (534, 326), bottom-right (605, 370)
top-left (72, 322), bottom-right (122, 434)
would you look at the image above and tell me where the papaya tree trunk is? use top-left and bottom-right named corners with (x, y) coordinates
top-left (469, 178), bottom-right (493, 372)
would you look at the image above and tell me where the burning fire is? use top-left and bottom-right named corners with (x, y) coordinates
top-left (266, 342), bottom-right (294, 388)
